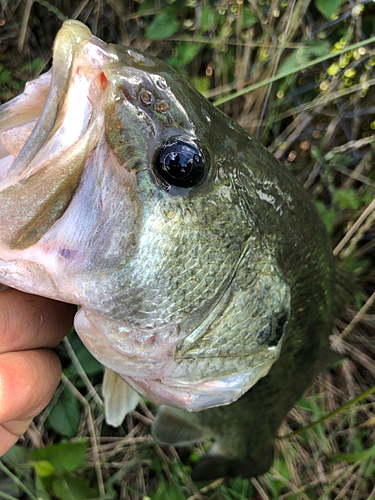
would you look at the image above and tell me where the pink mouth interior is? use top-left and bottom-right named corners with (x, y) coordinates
top-left (0, 26), bottom-right (111, 253)
top-left (0, 19), bottom-right (109, 189)
top-left (0, 67), bottom-right (108, 186)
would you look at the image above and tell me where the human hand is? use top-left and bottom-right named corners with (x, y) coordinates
top-left (0, 288), bottom-right (76, 455)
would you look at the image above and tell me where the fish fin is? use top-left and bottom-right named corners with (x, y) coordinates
top-left (191, 446), bottom-right (273, 481)
top-left (152, 406), bottom-right (207, 446)
top-left (102, 367), bottom-right (140, 427)
top-left (191, 456), bottom-right (244, 481)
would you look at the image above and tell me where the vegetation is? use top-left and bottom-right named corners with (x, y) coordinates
top-left (0, 0), bottom-right (374, 498)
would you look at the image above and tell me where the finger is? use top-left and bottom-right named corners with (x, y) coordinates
top-left (0, 349), bottom-right (62, 425)
top-left (0, 289), bottom-right (76, 353)
top-left (0, 419), bottom-right (33, 457)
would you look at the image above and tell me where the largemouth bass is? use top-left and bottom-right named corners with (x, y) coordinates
top-left (0, 20), bottom-right (338, 479)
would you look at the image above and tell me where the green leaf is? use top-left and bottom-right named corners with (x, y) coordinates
top-left (200, 5), bottom-right (218, 32)
top-left (0, 70), bottom-right (11, 85)
top-left (53, 473), bottom-right (98, 500)
top-left (314, 201), bottom-right (336, 236)
top-left (336, 443), bottom-right (375, 463)
top-left (298, 396), bottom-right (324, 412)
top-left (137, 0), bottom-right (156, 14)
top-left (333, 188), bottom-right (361, 210)
top-left (191, 76), bottom-right (210, 94)
top-left (315, 0), bottom-right (345, 20)
top-left (227, 477), bottom-right (254, 498)
top-left (355, 293), bottom-right (363, 311)
top-left (168, 42), bottom-right (201, 71)
top-left (1, 444), bottom-right (31, 465)
top-left (146, 12), bottom-right (180, 40)
top-left (0, 475), bottom-right (21, 498)
top-left (279, 40), bottom-right (331, 74)
top-left (178, 43), bottom-right (201, 66)
top-left (344, 248), bottom-right (371, 274)
top-left (47, 385), bottom-right (81, 437)
top-left (243, 8), bottom-right (258, 28)
top-left (30, 460), bottom-right (55, 477)
top-left (151, 479), bottom-right (187, 500)
top-left (35, 475), bottom-right (52, 500)
top-left (31, 441), bottom-right (88, 473)
top-left (1, 446), bottom-right (34, 495)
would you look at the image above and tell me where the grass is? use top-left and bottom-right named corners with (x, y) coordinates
top-left (0, 0), bottom-right (375, 498)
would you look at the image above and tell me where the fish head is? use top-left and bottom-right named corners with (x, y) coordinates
top-left (0, 20), bottom-right (291, 411)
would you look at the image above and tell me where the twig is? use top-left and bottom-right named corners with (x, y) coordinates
top-left (186, 478), bottom-right (224, 500)
top-left (332, 292), bottom-right (375, 344)
top-left (255, 0), bottom-right (297, 139)
top-left (333, 164), bottom-right (375, 190)
top-left (324, 135), bottom-right (375, 160)
top-left (271, 77), bottom-right (375, 123)
top-left (34, 0), bottom-right (68, 21)
top-left (333, 198), bottom-right (375, 257)
top-left (62, 337), bottom-right (104, 407)
top-left (316, 463), bottom-right (359, 500)
top-left (251, 477), bottom-right (270, 499)
top-left (18, 0), bottom-right (34, 51)
top-left (131, 410), bottom-right (153, 426)
top-left (61, 373), bottom-right (105, 497)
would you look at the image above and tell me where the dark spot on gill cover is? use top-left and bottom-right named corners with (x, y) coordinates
top-left (257, 312), bottom-right (288, 347)
top-left (269, 312), bottom-right (288, 346)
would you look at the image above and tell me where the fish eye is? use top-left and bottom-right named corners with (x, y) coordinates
top-left (154, 138), bottom-right (206, 189)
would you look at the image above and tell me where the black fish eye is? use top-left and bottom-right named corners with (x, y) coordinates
top-left (154, 138), bottom-right (206, 189)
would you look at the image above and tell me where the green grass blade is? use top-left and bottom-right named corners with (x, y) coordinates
top-left (279, 383), bottom-right (375, 439)
top-left (213, 35), bottom-right (375, 106)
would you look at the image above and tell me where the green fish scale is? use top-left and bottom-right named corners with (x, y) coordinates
top-left (167, 248), bottom-right (290, 382)
top-left (100, 184), bottom-right (252, 329)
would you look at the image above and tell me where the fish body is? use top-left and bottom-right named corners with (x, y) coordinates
top-left (0, 21), bottom-right (336, 478)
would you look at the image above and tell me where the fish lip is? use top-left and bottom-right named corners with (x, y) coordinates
top-left (0, 22), bottom-right (118, 251)
top-left (1, 20), bottom-right (115, 188)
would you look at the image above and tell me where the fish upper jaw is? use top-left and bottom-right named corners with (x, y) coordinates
top-left (0, 21), bottom-right (115, 190)
top-left (0, 21), bottom-right (141, 297)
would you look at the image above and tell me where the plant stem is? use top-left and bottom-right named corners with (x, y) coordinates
top-left (214, 35), bottom-right (375, 105)
top-left (278, 384), bottom-right (375, 439)
top-left (0, 461), bottom-right (38, 500)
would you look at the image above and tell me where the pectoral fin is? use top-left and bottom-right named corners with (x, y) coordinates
top-left (102, 367), bottom-right (140, 427)
top-left (152, 406), bottom-right (208, 446)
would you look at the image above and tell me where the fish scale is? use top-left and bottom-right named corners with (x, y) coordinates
top-left (0, 20), bottom-right (341, 479)
top-left (103, 193), bottom-right (251, 325)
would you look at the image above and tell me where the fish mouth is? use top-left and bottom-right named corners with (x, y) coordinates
top-left (0, 20), bottom-right (113, 250)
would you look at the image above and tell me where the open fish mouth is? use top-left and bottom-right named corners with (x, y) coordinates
top-left (0, 20), bottom-right (290, 413)
top-left (0, 20), bottom-right (112, 251)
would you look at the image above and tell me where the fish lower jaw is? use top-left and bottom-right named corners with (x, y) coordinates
top-left (74, 308), bottom-right (276, 412)
top-left (125, 361), bottom-right (273, 412)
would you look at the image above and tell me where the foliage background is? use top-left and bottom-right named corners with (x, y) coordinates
top-left (0, 0), bottom-right (374, 499)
